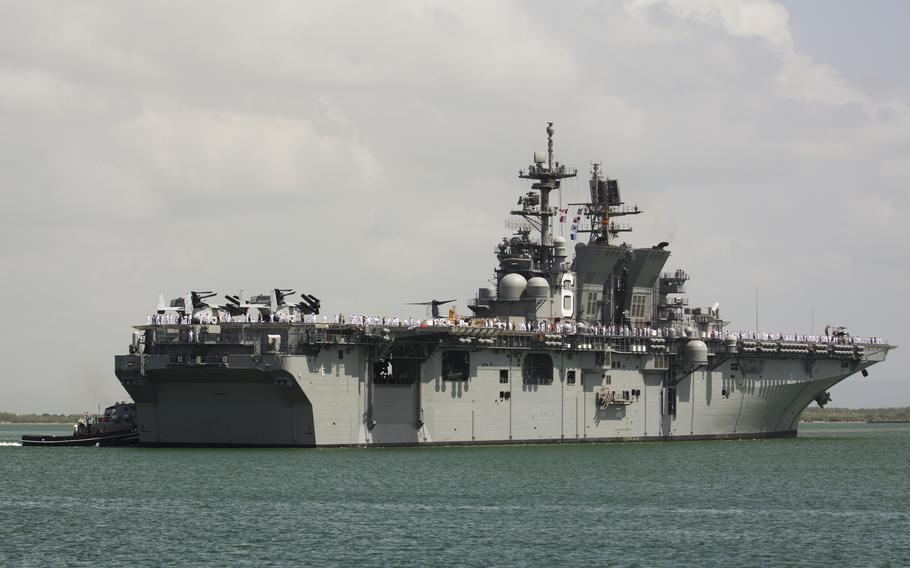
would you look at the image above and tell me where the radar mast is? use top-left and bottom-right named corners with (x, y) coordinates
top-left (572, 162), bottom-right (642, 244)
top-left (515, 122), bottom-right (577, 271)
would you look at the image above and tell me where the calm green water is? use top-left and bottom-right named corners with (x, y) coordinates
top-left (2, 423), bottom-right (909, 567)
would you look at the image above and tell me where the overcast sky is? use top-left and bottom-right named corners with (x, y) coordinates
top-left (1, 0), bottom-right (907, 413)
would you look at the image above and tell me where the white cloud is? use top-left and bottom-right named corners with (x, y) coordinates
top-left (627, 0), bottom-right (868, 106)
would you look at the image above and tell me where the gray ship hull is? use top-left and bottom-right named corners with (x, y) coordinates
top-left (115, 325), bottom-right (890, 447)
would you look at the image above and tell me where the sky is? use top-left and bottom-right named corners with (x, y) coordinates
top-left (0, 0), bottom-right (907, 413)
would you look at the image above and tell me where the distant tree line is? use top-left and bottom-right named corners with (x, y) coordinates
top-left (0, 412), bottom-right (84, 424)
top-left (800, 407), bottom-right (910, 422)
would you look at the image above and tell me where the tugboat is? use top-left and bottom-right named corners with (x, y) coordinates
top-left (20, 402), bottom-right (138, 447)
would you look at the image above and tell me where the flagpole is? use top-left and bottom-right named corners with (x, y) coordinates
top-left (559, 177), bottom-right (563, 238)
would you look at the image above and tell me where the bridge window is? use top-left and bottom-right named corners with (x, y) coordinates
top-left (523, 353), bottom-right (553, 385)
top-left (442, 351), bottom-right (470, 381)
top-left (630, 294), bottom-right (647, 319)
top-left (586, 292), bottom-right (599, 316)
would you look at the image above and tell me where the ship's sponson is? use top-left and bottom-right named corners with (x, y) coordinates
top-left (127, 320), bottom-right (889, 377)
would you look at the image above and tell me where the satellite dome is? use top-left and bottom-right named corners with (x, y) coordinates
top-left (526, 277), bottom-right (550, 298)
top-left (498, 273), bottom-right (527, 301)
top-left (685, 340), bottom-right (709, 365)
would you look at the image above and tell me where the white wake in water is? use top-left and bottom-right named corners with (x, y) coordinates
top-left (0, 441), bottom-right (22, 447)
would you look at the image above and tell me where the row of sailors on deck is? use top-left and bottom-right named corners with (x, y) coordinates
top-left (146, 313), bottom-right (886, 345)
top-left (720, 331), bottom-right (887, 344)
top-left (148, 312), bottom-right (331, 325)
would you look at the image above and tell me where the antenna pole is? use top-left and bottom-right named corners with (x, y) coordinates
top-left (547, 122), bottom-right (554, 170)
top-left (558, 180), bottom-right (564, 238)
top-left (540, 122), bottom-right (554, 247)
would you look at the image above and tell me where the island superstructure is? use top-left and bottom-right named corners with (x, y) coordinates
top-left (114, 124), bottom-right (894, 447)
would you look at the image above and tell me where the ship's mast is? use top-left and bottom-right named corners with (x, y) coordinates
top-left (573, 162), bottom-right (642, 244)
top-left (516, 122), bottom-right (577, 257)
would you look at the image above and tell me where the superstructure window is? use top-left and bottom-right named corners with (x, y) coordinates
top-left (523, 353), bottom-right (553, 385)
top-left (566, 370), bottom-right (576, 385)
top-left (563, 295), bottom-right (573, 311)
top-left (586, 292), bottom-right (599, 316)
top-left (499, 369), bottom-right (509, 384)
top-left (630, 294), bottom-right (647, 319)
top-left (442, 351), bottom-right (470, 381)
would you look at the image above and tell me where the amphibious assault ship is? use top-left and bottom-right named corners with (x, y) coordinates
top-left (115, 124), bottom-right (893, 447)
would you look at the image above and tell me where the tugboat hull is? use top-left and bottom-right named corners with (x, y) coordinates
top-left (21, 430), bottom-right (138, 447)
top-left (22, 429), bottom-right (139, 446)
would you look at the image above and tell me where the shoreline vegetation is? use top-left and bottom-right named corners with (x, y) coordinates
top-left (799, 407), bottom-right (910, 423)
top-left (3, 407), bottom-right (910, 425)
top-left (1, 412), bottom-right (83, 424)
